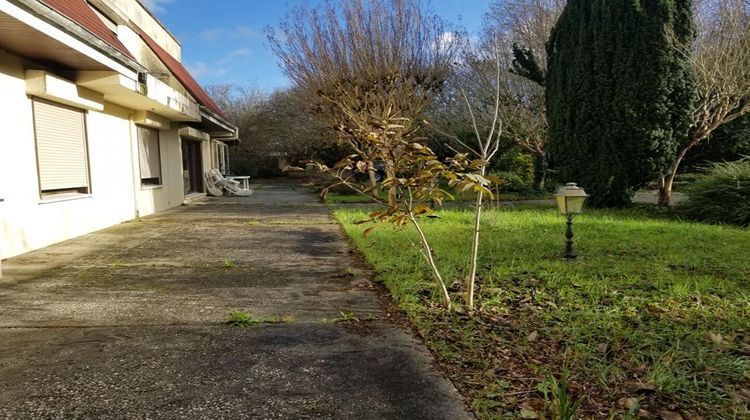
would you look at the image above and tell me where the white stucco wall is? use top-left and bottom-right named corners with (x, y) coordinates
top-left (0, 51), bottom-right (189, 259)
top-left (134, 126), bottom-right (185, 217)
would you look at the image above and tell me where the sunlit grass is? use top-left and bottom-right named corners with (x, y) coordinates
top-left (335, 206), bottom-right (750, 418)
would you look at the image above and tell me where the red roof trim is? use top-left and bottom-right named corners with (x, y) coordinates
top-left (130, 23), bottom-right (227, 119)
top-left (39, 0), bottom-right (134, 59)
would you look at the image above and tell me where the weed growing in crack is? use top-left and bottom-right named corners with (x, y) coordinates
top-left (225, 310), bottom-right (258, 327)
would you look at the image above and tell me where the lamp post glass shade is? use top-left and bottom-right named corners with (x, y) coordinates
top-left (555, 183), bottom-right (588, 215)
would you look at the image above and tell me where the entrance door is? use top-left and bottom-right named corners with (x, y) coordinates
top-left (181, 139), bottom-right (204, 194)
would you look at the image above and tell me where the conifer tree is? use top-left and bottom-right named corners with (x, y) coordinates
top-left (546, 0), bottom-right (695, 207)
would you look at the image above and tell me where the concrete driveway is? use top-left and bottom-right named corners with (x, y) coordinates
top-left (0, 180), bottom-right (471, 419)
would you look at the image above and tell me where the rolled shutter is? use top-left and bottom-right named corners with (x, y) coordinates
top-left (33, 99), bottom-right (89, 192)
top-left (137, 126), bottom-right (161, 180)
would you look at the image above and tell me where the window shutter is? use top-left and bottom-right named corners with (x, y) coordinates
top-left (33, 99), bottom-right (89, 192)
top-left (137, 126), bottom-right (161, 180)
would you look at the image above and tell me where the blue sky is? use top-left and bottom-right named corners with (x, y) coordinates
top-left (143, 0), bottom-right (492, 92)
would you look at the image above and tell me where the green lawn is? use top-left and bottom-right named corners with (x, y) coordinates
top-left (334, 206), bottom-right (750, 419)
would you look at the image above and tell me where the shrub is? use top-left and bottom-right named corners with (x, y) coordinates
top-left (680, 158), bottom-right (750, 226)
top-left (493, 171), bottom-right (532, 193)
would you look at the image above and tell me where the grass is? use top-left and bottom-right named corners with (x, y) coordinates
top-left (334, 206), bottom-right (750, 419)
top-left (224, 310), bottom-right (257, 327)
top-left (224, 310), bottom-right (295, 327)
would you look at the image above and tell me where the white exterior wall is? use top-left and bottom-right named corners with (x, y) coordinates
top-left (0, 51), bottom-right (189, 259)
top-left (134, 126), bottom-right (184, 217)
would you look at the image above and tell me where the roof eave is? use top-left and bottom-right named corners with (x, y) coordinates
top-left (10, 0), bottom-right (146, 74)
top-left (200, 106), bottom-right (239, 140)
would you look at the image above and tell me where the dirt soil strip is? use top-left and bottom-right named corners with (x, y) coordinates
top-left (0, 179), bottom-right (472, 419)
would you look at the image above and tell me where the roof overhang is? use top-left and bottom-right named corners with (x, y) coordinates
top-left (0, 0), bottom-right (144, 77)
top-left (199, 107), bottom-right (239, 141)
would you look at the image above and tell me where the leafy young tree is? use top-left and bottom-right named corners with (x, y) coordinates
top-left (268, 0), bottom-right (458, 206)
top-left (546, 0), bottom-right (695, 207)
top-left (657, 0), bottom-right (750, 205)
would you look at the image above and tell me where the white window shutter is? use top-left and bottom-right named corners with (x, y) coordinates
top-left (33, 99), bottom-right (89, 192)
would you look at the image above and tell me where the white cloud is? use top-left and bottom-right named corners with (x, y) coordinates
top-left (198, 28), bottom-right (224, 42)
top-left (195, 25), bottom-right (264, 43)
top-left (187, 48), bottom-right (252, 81)
top-left (186, 61), bottom-right (208, 77)
top-left (140, 0), bottom-right (175, 14)
top-left (226, 48), bottom-right (251, 59)
top-left (232, 25), bottom-right (263, 39)
top-left (186, 61), bottom-right (227, 79)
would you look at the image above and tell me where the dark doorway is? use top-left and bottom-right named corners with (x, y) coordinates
top-left (181, 139), bottom-right (203, 194)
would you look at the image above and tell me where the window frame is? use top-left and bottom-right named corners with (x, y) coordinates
top-left (136, 125), bottom-right (163, 187)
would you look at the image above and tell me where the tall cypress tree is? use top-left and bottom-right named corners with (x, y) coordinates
top-left (546, 0), bottom-right (695, 207)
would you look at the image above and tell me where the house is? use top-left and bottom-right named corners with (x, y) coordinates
top-left (0, 0), bottom-right (239, 271)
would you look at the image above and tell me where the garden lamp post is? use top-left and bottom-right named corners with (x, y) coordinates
top-left (554, 183), bottom-right (588, 259)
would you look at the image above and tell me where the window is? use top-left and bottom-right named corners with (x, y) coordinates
top-left (137, 126), bottom-right (162, 186)
top-left (32, 99), bottom-right (90, 197)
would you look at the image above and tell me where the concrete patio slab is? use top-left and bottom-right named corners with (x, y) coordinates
top-left (0, 179), bottom-right (471, 419)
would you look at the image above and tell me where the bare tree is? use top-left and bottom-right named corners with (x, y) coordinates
top-left (659, 0), bottom-right (750, 205)
top-left (482, 0), bottom-right (564, 190)
top-left (207, 84), bottom-right (265, 126)
top-left (435, 39), bottom-right (505, 309)
top-left (208, 85), bottom-right (339, 176)
top-left (268, 0), bottom-right (458, 206)
top-left (486, 0), bottom-right (564, 82)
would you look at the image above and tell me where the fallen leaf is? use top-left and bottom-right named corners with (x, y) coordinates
top-left (527, 331), bottom-right (539, 342)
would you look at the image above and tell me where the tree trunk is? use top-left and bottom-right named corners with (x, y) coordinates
top-left (466, 166), bottom-right (486, 310)
top-left (384, 161), bottom-right (398, 207)
top-left (657, 148), bottom-right (688, 206)
top-left (534, 152), bottom-right (548, 191)
top-left (409, 212), bottom-right (451, 309)
top-left (366, 162), bottom-right (379, 199)
top-left (657, 176), bottom-right (673, 206)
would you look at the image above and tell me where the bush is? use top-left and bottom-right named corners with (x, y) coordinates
top-left (680, 158), bottom-right (750, 226)
top-left (493, 171), bottom-right (532, 193)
